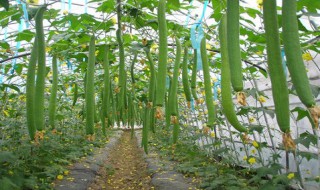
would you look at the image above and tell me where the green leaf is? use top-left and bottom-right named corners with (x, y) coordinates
top-left (0, 151), bottom-right (17, 163)
top-left (15, 30), bottom-right (35, 42)
top-left (96, 0), bottom-right (116, 13)
top-left (0, 84), bottom-right (20, 93)
top-left (0, 0), bottom-right (9, 11)
top-left (297, 0), bottom-right (320, 13)
top-left (0, 177), bottom-right (20, 190)
top-left (295, 131), bottom-right (317, 148)
top-left (0, 41), bottom-right (10, 49)
top-left (291, 107), bottom-right (308, 121)
top-left (168, 0), bottom-right (180, 8)
top-left (299, 151), bottom-right (317, 161)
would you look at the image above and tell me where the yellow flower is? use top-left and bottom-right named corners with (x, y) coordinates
top-left (95, 50), bottom-right (99, 56)
top-left (248, 157), bottom-right (256, 165)
top-left (257, 0), bottom-right (263, 9)
top-left (210, 131), bottom-right (215, 138)
top-left (63, 170), bottom-right (69, 175)
top-left (151, 43), bottom-right (158, 53)
top-left (62, 10), bottom-right (68, 15)
top-left (242, 156), bottom-right (247, 161)
top-left (111, 17), bottom-right (117, 24)
top-left (206, 43), bottom-right (211, 49)
top-left (81, 44), bottom-right (86, 49)
top-left (251, 149), bottom-right (256, 154)
top-left (256, 51), bottom-right (263, 55)
top-left (3, 110), bottom-right (9, 117)
top-left (217, 87), bottom-right (221, 94)
top-left (287, 173), bottom-right (295, 179)
top-left (211, 76), bottom-right (217, 82)
top-left (258, 95), bottom-right (266, 103)
top-left (27, 0), bottom-right (39, 4)
top-left (114, 77), bottom-right (119, 84)
top-left (45, 47), bottom-right (52, 53)
top-left (249, 117), bottom-right (256, 123)
top-left (57, 175), bottom-right (64, 180)
top-left (302, 52), bottom-right (312, 61)
top-left (47, 71), bottom-right (52, 78)
top-left (8, 170), bottom-right (14, 175)
top-left (252, 141), bottom-right (259, 148)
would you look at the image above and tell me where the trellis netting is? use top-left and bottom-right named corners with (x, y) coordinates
top-left (0, 0), bottom-right (320, 189)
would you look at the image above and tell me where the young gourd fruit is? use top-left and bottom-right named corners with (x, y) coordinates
top-left (219, 15), bottom-right (247, 133)
top-left (48, 55), bottom-right (58, 129)
top-left (26, 37), bottom-right (38, 140)
top-left (34, 6), bottom-right (46, 131)
top-left (282, 0), bottom-right (320, 128)
top-left (263, 0), bottom-right (295, 151)
top-left (168, 37), bottom-right (182, 144)
top-left (182, 45), bottom-right (192, 108)
top-left (155, 0), bottom-right (168, 119)
top-left (191, 49), bottom-right (199, 104)
top-left (85, 35), bottom-right (96, 138)
top-left (227, 0), bottom-right (246, 106)
top-left (200, 37), bottom-right (216, 128)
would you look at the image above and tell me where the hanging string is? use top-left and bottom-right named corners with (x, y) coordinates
top-left (213, 76), bottom-right (221, 101)
top-left (11, 0), bottom-right (30, 74)
top-left (21, 1), bottom-right (29, 28)
top-left (190, 0), bottom-right (209, 71)
top-left (68, 0), bottom-right (72, 11)
top-left (61, 0), bottom-right (65, 10)
top-left (184, 0), bottom-right (193, 27)
top-left (84, 0), bottom-right (88, 13)
top-left (0, 28), bottom-right (8, 84)
top-left (281, 48), bottom-right (288, 77)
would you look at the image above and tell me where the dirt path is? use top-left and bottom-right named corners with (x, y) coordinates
top-left (88, 131), bottom-right (153, 190)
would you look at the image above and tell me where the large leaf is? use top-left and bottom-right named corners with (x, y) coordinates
top-left (168, 0), bottom-right (180, 8)
top-left (0, 0), bottom-right (9, 11)
top-left (15, 30), bottom-right (35, 42)
top-left (297, 0), bottom-right (320, 13)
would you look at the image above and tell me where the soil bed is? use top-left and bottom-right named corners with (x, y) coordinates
top-left (88, 131), bottom-right (153, 190)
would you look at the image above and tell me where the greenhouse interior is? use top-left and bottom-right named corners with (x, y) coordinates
top-left (0, 0), bottom-right (320, 189)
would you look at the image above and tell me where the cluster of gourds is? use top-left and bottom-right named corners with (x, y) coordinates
top-left (26, 6), bottom-right (47, 140)
top-left (25, 0), bottom-right (319, 151)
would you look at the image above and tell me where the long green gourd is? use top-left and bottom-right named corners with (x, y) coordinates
top-left (155, 0), bottom-right (168, 110)
top-left (263, 0), bottom-right (290, 133)
top-left (72, 82), bottom-right (78, 106)
top-left (172, 100), bottom-right (179, 144)
top-left (226, 0), bottom-right (243, 92)
top-left (182, 45), bottom-right (192, 108)
top-left (85, 35), bottom-right (96, 135)
top-left (142, 105), bottom-right (149, 153)
top-left (168, 38), bottom-right (181, 116)
top-left (131, 51), bottom-right (138, 85)
top-left (26, 37), bottom-right (38, 140)
top-left (130, 51), bottom-right (137, 134)
top-left (145, 49), bottom-right (156, 104)
top-left (145, 48), bottom-right (157, 133)
top-left (103, 45), bottom-right (110, 119)
top-left (34, 6), bottom-right (46, 131)
top-left (191, 49), bottom-right (198, 102)
top-left (99, 90), bottom-right (106, 136)
top-left (200, 37), bottom-right (216, 128)
top-left (168, 38), bottom-right (181, 144)
top-left (282, 0), bottom-right (315, 108)
top-left (116, 29), bottom-right (125, 121)
top-left (48, 55), bottom-right (58, 129)
top-left (219, 15), bottom-right (247, 133)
